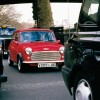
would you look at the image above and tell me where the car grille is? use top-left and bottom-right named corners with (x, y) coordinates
top-left (31, 51), bottom-right (61, 61)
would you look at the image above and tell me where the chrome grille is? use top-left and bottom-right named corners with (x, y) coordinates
top-left (31, 51), bottom-right (61, 61)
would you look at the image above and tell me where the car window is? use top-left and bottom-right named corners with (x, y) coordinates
top-left (79, 0), bottom-right (99, 25)
top-left (20, 32), bottom-right (37, 42)
top-left (0, 28), bottom-right (10, 35)
top-left (20, 31), bottom-right (56, 43)
top-left (0, 28), bottom-right (16, 36)
top-left (37, 31), bottom-right (56, 42)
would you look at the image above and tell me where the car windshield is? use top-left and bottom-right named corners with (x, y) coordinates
top-left (0, 28), bottom-right (16, 36)
top-left (20, 31), bottom-right (56, 43)
top-left (79, 0), bottom-right (99, 25)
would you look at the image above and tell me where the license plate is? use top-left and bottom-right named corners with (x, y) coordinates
top-left (38, 63), bottom-right (56, 68)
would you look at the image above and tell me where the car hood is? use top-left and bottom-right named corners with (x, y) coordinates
top-left (20, 41), bottom-right (63, 51)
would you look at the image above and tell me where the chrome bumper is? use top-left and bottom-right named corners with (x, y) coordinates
top-left (23, 60), bottom-right (64, 63)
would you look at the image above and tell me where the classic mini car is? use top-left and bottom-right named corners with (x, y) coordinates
top-left (8, 28), bottom-right (64, 72)
top-left (0, 40), bottom-right (7, 87)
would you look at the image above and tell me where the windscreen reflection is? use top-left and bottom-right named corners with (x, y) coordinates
top-left (20, 31), bottom-right (56, 43)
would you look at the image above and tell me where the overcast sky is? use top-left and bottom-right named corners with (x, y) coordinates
top-left (14, 3), bottom-right (82, 27)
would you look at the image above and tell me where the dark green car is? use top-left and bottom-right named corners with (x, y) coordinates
top-left (62, 0), bottom-right (100, 100)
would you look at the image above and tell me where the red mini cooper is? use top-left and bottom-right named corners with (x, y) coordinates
top-left (8, 28), bottom-right (64, 72)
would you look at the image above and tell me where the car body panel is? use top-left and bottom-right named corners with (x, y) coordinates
top-left (62, 31), bottom-right (100, 94)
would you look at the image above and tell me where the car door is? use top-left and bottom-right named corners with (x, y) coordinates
top-left (10, 32), bottom-right (19, 63)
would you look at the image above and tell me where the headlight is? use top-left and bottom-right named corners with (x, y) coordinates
top-left (25, 47), bottom-right (32, 55)
top-left (59, 47), bottom-right (65, 54)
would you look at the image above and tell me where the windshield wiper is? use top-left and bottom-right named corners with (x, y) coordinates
top-left (49, 40), bottom-right (54, 42)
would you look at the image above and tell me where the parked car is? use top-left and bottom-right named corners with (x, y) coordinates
top-left (0, 25), bottom-right (16, 58)
top-left (62, 0), bottom-right (100, 100)
top-left (8, 28), bottom-right (64, 72)
top-left (0, 40), bottom-right (7, 87)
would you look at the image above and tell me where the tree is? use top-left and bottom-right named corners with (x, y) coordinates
top-left (37, 0), bottom-right (54, 29)
top-left (0, 5), bottom-right (22, 29)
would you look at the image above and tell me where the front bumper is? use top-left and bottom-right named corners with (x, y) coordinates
top-left (23, 60), bottom-right (64, 63)
top-left (0, 75), bottom-right (7, 83)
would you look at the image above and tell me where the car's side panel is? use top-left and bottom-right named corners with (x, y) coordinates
top-left (9, 40), bottom-right (18, 63)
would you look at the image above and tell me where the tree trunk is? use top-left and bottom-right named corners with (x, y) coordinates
top-left (37, 0), bottom-right (54, 29)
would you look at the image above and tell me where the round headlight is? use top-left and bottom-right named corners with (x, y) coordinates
top-left (59, 47), bottom-right (65, 54)
top-left (25, 47), bottom-right (32, 55)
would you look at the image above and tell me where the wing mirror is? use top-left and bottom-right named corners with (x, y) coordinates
top-left (15, 35), bottom-right (18, 41)
top-left (56, 40), bottom-right (60, 44)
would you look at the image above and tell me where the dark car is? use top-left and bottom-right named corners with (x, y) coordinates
top-left (62, 0), bottom-right (100, 100)
top-left (0, 40), bottom-right (7, 87)
top-left (0, 25), bottom-right (16, 58)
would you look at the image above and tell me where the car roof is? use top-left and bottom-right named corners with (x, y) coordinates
top-left (15, 28), bottom-right (53, 33)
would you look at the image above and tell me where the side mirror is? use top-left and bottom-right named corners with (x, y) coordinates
top-left (56, 40), bottom-right (60, 44)
top-left (15, 36), bottom-right (18, 41)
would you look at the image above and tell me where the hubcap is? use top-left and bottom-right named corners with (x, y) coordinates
top-left (75, 79), bottom-right (93, 100)
top-left (18, 59), bottom-right (21, 71)
top-left (8, 55), bottom-right (10, 64)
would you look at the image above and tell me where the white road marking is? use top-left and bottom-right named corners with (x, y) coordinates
top-left (1, 81), bottom-right (65, 91)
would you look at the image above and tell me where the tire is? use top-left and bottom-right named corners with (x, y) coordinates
top-left (58, 63), bottom-right (64, 71)
top-left (8, 54), bottom-right (14, 66)
top-left (0, 56), bottom-right (3, 75)
top-left (18, 57), bottom-right (24, 72)
top-left (58, 65), bottom-right (62, 71)
top-left (73, 72), bottom-right (100, 100)
top-left (0, 51), bottom-right (3, 68)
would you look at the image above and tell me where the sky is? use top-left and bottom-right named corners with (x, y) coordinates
top-left (14, 3), bottom-right (82, 28)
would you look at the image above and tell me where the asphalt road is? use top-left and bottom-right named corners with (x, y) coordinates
top-left (0, 59), bottom-right (73, 100)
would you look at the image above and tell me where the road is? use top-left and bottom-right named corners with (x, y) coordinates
top-left (0, 60), bottom-right (73, 100)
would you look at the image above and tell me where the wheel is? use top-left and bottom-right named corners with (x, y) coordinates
top-left (73, 72), bottom-right (100, 100)
top-left (58, 63), bottom-right (64, 71)
top-left (58, 65), bottom-right (62, 71)
top-left (18, 57), bottom-right (24, 72)
top-left (74, 79), bottom-right (93, 100)
top-left (0, 56), bottom-right (3, 75)
top-left (8, 53), bottom-right (14, 66)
